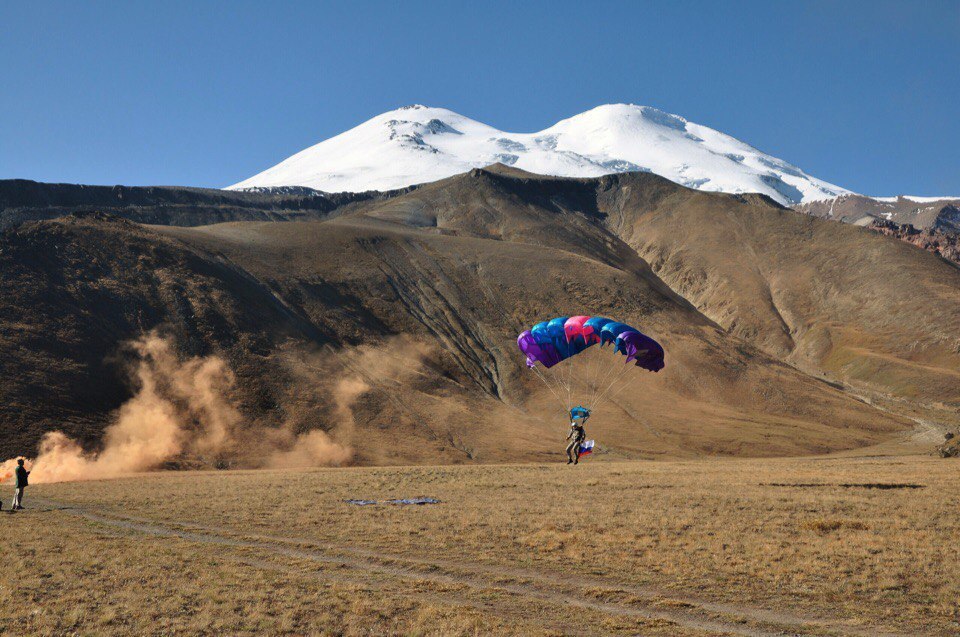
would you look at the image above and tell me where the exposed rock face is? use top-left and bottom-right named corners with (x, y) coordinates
top-left (937, 431), bottom-right (960, 458)
top-left (796, 194), bottom-right (960, 231)
top-left (867, 219), bottom-right (960, 266)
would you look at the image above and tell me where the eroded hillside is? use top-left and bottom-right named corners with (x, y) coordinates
top-left (3, 168), bottom-right (958, 465)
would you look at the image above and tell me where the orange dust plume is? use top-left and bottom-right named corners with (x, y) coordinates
top-left (1, 333), bottom-right (241, 484)
top-left (261, 335), bottom-right (434, 468)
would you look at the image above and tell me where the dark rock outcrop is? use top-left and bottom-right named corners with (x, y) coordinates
top-left (867, 219), bottom-right (960, 266)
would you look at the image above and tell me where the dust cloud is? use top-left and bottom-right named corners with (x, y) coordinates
top-left (262, 336), bottom-right (434, 468)
top-left (1, 333), bottom-right (434, 483)
top-left (1, 333), bottom-right (241, 483)
top-left (263, 376), bottom-right (364, 468)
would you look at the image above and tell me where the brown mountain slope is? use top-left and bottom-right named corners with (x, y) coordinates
top-left (0, 212), bottom-right (325, 458)
top-left (591, 172), bottom-right (960, 416)
top-left (157, 214), bottom-right (907, 461)
top-left (2, 208), bottom-right (909, 465)
top-left (5, 166), bottom-right (959, 466)
top-left (321, 166), bottom-right (959, 418)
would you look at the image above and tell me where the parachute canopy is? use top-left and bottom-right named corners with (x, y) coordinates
top-left (517, 315), bottom-right (664, 373)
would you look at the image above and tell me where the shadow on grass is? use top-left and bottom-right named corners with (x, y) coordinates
top-left (762, 482), bottom-right (924, 489)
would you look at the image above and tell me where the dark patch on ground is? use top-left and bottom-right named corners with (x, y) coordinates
top-left (763, 483), bottom-right (925, 490)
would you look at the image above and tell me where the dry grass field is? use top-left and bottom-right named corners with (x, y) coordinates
top-left (1, 453), bottom-right (957, 636)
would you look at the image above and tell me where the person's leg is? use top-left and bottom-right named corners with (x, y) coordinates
top-left (12, 488), bottom-right (21, 509)
top-left (566, 441), bottom-right (575, 463)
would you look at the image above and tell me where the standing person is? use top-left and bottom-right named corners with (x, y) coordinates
top-left (565, 420), bottom-right (586, 465)
top-left (12, 459), bottom-right (29, 511)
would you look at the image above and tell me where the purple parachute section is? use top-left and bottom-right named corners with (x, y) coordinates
top-left (517, 331), bottom-right (563, 369)
top-left (517, 316), bottom-right (664, 372)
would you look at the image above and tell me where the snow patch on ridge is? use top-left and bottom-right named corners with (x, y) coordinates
top-left (873, 195), bottom-right (960, 203)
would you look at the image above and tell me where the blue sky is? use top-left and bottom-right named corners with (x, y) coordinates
top-left (2, 1), bottom-right (957, 195)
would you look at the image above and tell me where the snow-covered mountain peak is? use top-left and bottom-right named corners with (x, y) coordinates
top-left (553, 103), bottom-right (690, 131)
top-left (229, 104), bottom-right (851, 205)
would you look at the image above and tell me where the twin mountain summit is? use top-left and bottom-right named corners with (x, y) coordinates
top-left (230, 104), bottom-right (959, 238)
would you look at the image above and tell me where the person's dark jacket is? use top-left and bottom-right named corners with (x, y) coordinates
top-left (14, 466), bottom-right (28, 489)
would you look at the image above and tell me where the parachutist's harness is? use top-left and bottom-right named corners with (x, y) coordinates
top-left (569, 422), bottom-right (586, 443)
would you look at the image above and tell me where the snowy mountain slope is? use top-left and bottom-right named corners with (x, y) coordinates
top-left (228, 104), bottom-right (851, 205)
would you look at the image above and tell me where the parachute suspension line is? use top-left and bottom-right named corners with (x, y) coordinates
top-left (586, 349), bottom-right (608, 407)
top-left (585, 346), bottom-right (606, 408)
top-left (559, 362), bottom-right (567, 411)
top-left (531, 365), bottom-right (563, 409)
top-left (588, 351), bottom-right (623, 406)
top-left (518, 316), bottom-right (665, 422)
top-left (593, 360), bottom-right (634, 407)
top-left (604, 365), bottom-right (631, 399)
top-left (582, 349), bottom-right (596, 407)
top-left (570, 354), bottom-right (582, 409)
top-left (588, 366), bottom-right (610, 407)
top-left (559, 362), bottom-right (573, 413)
top-left (530, 364), bottom-right (569, 417)
top-left (600, 363), bottom-right (632, 405)
top-left (555, 356), bottom-right (570, 412)
top-left (550, 376), bottom-right (569, 417)
top-left (595, 364), bottom-right (632, 407)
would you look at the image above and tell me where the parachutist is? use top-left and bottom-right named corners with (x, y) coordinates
top-left (566, 420), bottom-right (586, 465)
top-left (517, 316), bottom-right (663, 465)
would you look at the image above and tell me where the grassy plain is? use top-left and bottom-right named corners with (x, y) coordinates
top-left (1, 455), bottom-right (957, 636)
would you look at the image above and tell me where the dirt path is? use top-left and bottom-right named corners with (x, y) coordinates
top-left (848, 392), bottom-right (949, 453)
top-left (35, 498), bottom-right (906, 637)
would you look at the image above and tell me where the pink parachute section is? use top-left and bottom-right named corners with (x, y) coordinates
top-left (563, 315), bottom-right (599, 346)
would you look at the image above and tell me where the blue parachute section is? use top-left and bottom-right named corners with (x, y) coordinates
top-left (570, 405), bottom-right (591, 420)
